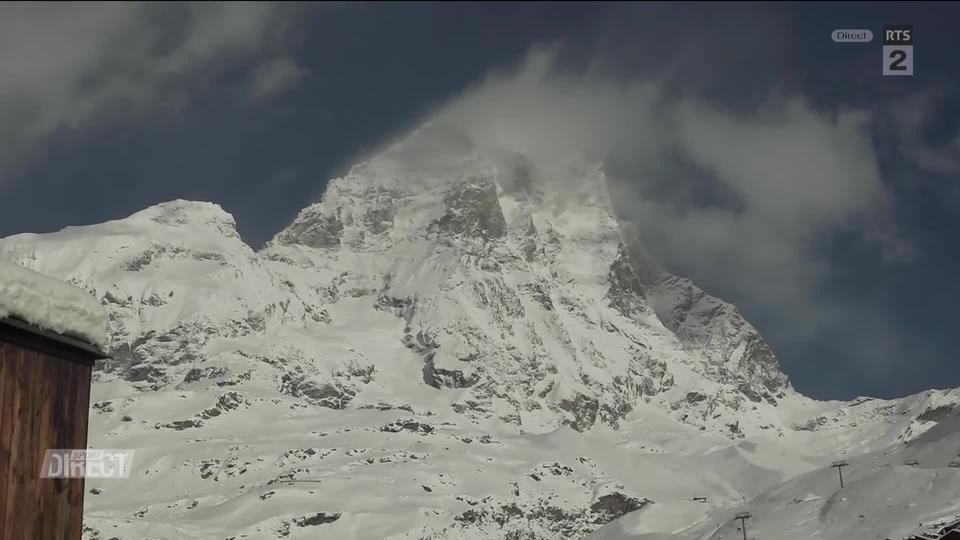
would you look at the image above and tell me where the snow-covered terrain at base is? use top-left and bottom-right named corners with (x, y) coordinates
top-left (588, 410), bottom-right (960, 540)
top-left (1, 138), bottom-right (959, 539)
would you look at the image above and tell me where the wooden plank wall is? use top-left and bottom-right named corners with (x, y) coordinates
top-left (0, 340), bottom-right (92, 540)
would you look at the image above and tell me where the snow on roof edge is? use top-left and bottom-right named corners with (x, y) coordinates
top-left (0, 258), bottom-right (107, 349)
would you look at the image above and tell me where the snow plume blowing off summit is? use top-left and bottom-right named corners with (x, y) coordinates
top-left (375, 47), bottom-right (905, 393)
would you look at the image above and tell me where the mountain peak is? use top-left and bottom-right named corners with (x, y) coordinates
top-left (256, 149), bottom-right (798, 437)
top-left (127, 200), bottom-right (240, 239)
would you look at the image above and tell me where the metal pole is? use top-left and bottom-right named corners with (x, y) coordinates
top-left (735, 512), bottom-right (752, 540)
top-left (831, 461), bottom-right (848, 489)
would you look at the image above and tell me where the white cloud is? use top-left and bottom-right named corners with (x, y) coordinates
top-left (248, 57), bottom-right (309, 100)
top-left (634, 97), bottom-right (896, 311)
top-left (0, 2), bottom-right (304, 180)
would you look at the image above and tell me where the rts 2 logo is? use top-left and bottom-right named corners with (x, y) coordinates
top-left (883, 25), bottom-right (913, 76)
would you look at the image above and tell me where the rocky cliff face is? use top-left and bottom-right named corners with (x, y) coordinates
top-left (2, 147), bottom-right (957, 540)
top-left (252, 154), bottom-right (796, 437)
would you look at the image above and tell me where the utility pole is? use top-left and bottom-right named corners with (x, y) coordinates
top-left (734, 512), bottom-right (752, 540)
top-left (831, 460), bottom-right (849, 489)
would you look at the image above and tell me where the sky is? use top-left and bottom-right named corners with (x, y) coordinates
top-left (0, 2), bottom-right (957, 400)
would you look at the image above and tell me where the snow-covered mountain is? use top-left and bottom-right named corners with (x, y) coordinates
top-left (1, 138), bottom-right (958, 540)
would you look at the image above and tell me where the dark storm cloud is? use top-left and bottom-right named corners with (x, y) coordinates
top-left (0, 2), bottom-right (310, 181)
top-left (892, 90), bottom-right (960, 176)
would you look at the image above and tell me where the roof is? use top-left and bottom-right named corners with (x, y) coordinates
top-left (0, 316), bottom-right (107, 365)
top-left (0, 258), bottom-right (107, 348)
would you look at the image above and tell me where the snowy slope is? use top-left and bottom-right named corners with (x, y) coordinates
top-left (1, 142), bottom-right (959, 540)
top-left (588, 411), bottom-right (960, 540)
